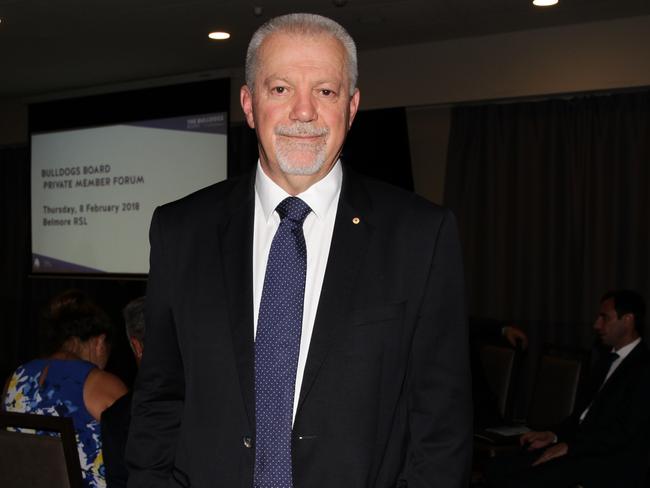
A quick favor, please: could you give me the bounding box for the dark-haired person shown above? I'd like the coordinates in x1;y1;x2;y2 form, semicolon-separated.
101;296;146;488
2;289;128;488
487;290;650;488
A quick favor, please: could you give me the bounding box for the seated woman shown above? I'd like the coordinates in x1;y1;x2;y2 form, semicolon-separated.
2;290;128;488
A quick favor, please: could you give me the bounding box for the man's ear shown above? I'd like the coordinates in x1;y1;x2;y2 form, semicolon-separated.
240;85;256;129
622;313;636;331
347;88;361;128
130;337;144;359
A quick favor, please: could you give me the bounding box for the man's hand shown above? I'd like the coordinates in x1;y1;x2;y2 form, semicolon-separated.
532;442;568;466
503;325;528;350
519;430;555;450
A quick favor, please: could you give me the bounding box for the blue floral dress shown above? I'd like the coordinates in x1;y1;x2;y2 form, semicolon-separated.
3;359;106;488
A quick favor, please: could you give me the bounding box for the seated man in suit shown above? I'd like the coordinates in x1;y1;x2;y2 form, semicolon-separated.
101;296;146;488
486;289;650;488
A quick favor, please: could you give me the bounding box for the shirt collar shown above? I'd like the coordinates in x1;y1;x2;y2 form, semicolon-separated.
254;160;342;222
613;337;641;359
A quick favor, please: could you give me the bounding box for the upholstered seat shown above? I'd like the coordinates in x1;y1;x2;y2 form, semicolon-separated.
0;411;82;488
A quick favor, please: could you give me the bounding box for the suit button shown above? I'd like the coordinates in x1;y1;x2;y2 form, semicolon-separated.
243;436;253;448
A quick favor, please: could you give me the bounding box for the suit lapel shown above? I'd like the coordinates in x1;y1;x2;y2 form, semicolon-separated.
598;342;645;397
297;169;375;413
583;342;647;425
219;171;256;429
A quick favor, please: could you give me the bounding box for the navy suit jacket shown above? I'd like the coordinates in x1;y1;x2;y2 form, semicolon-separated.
126;167;473;488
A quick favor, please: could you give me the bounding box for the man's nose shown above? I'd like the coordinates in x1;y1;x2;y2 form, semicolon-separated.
290;90;317;122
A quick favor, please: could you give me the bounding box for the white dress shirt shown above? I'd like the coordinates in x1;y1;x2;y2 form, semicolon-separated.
253;161;342;420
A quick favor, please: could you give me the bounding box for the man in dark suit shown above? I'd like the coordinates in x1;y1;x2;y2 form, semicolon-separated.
126;13;472;488
101;296;146;488
487;290;650;488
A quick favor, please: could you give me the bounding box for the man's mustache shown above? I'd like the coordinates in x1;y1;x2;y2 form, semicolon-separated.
275;123;329;137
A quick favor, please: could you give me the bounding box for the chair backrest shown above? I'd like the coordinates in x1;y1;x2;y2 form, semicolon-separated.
0;411;83;488
479;344;519;421
526;346;588;430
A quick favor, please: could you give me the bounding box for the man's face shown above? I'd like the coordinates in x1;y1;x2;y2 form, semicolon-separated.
593;298;628;349
240;31;360;193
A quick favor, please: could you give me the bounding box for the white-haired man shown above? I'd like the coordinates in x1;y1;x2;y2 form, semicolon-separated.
127;13;472;488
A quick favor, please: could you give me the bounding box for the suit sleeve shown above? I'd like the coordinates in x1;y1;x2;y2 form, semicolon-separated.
101;395;130;488
126;208;185;487
402;209;473;488
553;413;579;442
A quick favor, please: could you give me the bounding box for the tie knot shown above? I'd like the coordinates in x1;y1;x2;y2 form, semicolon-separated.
606;351;619;364
276;197;311;224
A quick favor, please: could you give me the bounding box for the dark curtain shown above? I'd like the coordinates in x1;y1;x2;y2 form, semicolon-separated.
343;107;414;191
445;91;650;349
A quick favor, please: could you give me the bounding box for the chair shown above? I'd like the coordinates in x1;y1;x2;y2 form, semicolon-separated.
479;343;519;421
526;346;589;430
0;411;83;488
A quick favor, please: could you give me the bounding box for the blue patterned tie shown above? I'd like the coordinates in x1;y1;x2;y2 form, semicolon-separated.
254;196;311;488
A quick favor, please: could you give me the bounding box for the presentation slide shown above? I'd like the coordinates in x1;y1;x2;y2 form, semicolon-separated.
31;112;227;275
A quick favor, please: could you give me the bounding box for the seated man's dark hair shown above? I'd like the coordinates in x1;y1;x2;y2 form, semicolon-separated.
601;289;646;336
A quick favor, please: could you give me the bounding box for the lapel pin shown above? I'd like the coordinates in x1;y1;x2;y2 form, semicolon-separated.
352;217;360;225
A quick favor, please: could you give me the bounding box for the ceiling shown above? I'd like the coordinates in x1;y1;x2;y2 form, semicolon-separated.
1;0;649;99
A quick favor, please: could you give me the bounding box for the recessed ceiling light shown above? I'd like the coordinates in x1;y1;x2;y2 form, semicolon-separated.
533;0;559;6
208;31;231;40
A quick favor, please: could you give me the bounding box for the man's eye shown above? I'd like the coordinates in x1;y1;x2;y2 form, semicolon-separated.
272;86;287;94
320;89;334;97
